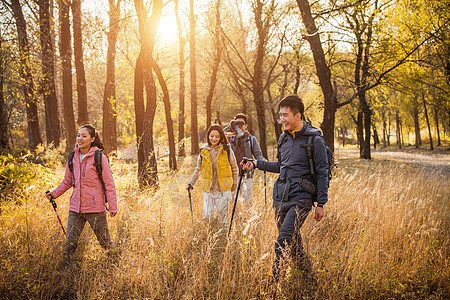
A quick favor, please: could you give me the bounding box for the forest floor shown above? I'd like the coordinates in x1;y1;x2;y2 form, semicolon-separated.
336;147;450;176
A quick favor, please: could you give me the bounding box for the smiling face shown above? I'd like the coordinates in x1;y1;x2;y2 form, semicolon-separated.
77;128;95;152
208;130;221;146
279;106;303;132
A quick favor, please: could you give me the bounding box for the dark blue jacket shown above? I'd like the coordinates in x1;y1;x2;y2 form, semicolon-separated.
256;122;329;206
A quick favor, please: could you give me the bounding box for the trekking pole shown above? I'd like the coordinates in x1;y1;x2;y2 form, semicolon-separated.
187;185;194;227
45;191;66;235
264;171;267;206
228;160;246;237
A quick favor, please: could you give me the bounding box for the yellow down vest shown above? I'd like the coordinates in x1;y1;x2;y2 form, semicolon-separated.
200;146;233;192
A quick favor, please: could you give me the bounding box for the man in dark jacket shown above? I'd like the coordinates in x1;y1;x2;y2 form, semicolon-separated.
243;95;328;279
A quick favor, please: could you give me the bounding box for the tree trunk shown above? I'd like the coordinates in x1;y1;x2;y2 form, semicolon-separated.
72;0;88;125
296;0;336;151
102;0;121;154
134;51;145;178
153;61;177;170
357;112;363;150
134;0;162;188
381;109;387;147
205;0;221;129
175;0;185;156
11;0;43;149
253;0;268;158
387;110;391;146
434;106;441;146
294;65;300;95
0;30;8;149
372;122;379;148
396;110;402;149
422;93;433;150
413;104;421;148
59;0;76;150
189;0;199;154
268;88;282;142
39;0;60;147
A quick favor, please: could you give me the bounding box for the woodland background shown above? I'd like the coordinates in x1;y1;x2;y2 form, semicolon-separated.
0;0;449;299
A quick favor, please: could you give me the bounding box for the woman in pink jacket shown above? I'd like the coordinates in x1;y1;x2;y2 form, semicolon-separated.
46;124;118;268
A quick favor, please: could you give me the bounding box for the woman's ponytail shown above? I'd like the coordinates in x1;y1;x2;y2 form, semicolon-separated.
93;132;104;151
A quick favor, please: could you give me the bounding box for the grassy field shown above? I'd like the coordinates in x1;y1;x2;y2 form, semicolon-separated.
0;149;449;299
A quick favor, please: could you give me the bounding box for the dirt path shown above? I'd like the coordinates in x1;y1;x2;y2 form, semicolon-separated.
336;148;450;176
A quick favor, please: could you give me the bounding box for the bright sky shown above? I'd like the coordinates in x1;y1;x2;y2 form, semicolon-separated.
81;0;200;46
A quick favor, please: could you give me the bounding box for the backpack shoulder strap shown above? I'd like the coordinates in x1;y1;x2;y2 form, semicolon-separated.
301;135;316;182
94;150;108;203
94;150;103;173
276;132;288;160
68;150;75;187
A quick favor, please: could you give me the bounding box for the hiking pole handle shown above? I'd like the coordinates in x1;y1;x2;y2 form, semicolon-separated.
46;190;57;209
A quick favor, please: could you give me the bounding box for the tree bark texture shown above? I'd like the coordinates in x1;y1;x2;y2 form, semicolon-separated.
296;0;336;152
356;111;363;150
134;52;145;174
422;93;433;150
0;28;9;149
189;0;199;154
413;103;421;148
205;0;222;129
153;61;177;170
134;0;162;188
39;0;60;147
59;0;76;149
396;110;402;149
72;0;88;125
102;0;121;154
381;109;387;147
434;106;441;146
175;0;185;156
253;0;269;159
11;0;43;149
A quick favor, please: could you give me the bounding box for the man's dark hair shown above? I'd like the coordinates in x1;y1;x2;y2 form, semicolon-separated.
278;95;304;116
234;113;248;124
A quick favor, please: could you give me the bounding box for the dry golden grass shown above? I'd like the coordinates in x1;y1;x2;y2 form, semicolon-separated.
0;151;449;299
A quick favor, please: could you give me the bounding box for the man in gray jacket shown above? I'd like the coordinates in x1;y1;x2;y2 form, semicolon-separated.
243;95;328;279
227;113;264;208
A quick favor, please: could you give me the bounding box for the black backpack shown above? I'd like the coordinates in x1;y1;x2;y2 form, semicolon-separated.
277;132;334;186
68;149;109;203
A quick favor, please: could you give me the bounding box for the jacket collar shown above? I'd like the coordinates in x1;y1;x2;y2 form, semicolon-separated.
74;144;100;157
285;121;309;139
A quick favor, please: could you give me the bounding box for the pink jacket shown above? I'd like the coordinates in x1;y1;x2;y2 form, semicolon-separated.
52;146;118;213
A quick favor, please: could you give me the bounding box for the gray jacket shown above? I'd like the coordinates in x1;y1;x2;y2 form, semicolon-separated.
230;133;264;178
256;122;329;206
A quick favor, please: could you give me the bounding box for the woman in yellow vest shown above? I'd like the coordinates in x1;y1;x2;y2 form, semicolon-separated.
186;124;239;223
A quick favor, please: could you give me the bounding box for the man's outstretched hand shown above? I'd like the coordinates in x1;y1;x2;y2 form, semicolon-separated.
241;159;255;171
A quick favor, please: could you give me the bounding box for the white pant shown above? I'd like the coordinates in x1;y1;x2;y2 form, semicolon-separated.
239;178;254;207
203;190;232;223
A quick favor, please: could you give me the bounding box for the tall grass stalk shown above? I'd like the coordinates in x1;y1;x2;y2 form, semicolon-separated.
0;153;448;299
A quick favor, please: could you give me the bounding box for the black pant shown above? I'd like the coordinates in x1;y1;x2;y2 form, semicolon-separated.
273;199;313;277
